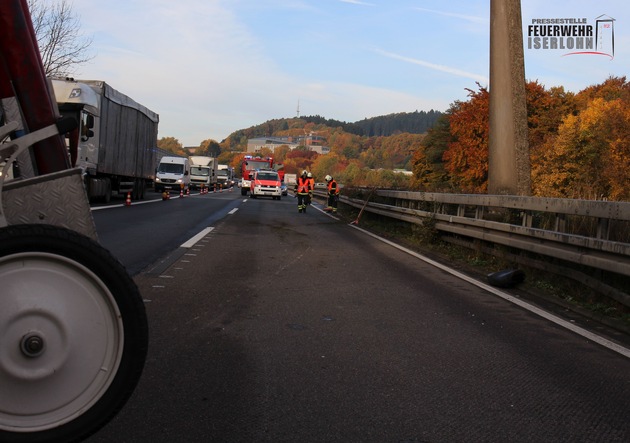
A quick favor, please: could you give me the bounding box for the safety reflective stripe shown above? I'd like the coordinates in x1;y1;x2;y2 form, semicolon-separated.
297;177;310;193
327;180;339;194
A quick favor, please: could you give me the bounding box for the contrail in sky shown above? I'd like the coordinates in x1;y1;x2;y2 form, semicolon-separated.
375;48;489;83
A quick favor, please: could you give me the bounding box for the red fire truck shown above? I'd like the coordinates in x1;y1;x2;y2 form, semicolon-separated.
240;155;284;196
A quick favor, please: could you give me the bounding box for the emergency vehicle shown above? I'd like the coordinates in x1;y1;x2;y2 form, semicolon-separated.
250;169;282;200
240;155;284;196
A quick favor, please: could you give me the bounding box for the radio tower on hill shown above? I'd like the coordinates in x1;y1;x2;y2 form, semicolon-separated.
296;99;300;118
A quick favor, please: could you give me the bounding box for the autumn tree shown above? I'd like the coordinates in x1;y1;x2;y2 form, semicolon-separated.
272;145;291;164
157;137;185;156
197;139;221;157
574;76;630;109
311;152;346;182
284;149;318;174
411;113;453;191
28;0;93;77
379;133;424;170
533;97;630;200
442;85;490;193
328;130;362;159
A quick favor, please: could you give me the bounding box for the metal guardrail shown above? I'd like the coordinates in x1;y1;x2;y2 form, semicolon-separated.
316;188;630;308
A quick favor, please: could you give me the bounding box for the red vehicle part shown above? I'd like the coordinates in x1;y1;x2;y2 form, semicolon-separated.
0;0;70;175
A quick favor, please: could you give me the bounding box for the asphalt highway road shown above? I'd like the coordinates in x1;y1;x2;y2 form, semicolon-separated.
86;190;630;442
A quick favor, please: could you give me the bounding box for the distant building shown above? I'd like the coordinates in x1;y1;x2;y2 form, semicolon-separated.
247;134;330;155
247;137;299;153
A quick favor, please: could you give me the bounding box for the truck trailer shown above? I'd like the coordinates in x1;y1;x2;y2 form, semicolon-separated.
51;78;159;202
189;155;218;190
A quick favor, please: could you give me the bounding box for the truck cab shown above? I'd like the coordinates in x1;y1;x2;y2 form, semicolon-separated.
189;156;217;190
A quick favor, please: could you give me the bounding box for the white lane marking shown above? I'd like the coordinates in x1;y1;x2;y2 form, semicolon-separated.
180;227;214;248
91;196;185;210
229;208;239;214
349;224;630;359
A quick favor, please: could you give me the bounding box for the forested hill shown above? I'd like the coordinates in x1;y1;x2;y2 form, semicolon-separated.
302;110;443;137
221;110;444;150
353;110;443;136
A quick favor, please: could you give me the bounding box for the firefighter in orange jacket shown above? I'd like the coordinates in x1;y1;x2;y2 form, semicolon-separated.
324;175;339;212
295;170;312;213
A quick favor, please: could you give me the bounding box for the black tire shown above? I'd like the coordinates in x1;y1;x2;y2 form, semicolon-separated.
139;180;146;200
103;179;112;204
0;224;148;443
241;188;247;196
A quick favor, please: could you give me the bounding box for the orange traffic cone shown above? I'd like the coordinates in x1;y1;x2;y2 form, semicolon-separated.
186;187;190;196
125;192;131;206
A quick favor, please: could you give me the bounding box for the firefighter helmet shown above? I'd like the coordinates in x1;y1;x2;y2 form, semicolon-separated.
325;175;332;182
302;170;308;176
307;172;312;178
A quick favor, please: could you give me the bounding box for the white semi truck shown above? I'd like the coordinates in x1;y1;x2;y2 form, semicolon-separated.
189;155;218;190
217;164;232;188
51;78;159;202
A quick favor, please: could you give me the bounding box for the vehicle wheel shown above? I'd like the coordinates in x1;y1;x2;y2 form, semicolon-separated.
0;224;148;443
103;179;112;204
241;188;247;196
139;181;146;200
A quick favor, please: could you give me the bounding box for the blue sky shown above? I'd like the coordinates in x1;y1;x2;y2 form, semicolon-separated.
70;0;629;147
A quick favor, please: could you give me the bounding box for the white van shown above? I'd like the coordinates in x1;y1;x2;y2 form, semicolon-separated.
154;156;190;193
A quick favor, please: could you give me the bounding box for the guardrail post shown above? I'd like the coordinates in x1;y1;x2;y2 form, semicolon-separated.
597;218;610;241
554;213;566;233
475;206;485;220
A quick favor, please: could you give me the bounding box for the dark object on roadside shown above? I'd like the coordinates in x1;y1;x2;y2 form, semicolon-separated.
487;269;525;288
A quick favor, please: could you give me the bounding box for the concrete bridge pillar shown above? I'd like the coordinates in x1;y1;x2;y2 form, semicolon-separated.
488;0;531;195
